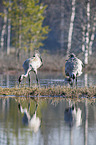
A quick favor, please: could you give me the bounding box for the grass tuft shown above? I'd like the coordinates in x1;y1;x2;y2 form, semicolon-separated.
0;86;96;98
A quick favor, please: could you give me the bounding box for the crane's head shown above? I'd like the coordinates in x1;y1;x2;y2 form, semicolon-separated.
34;50;41;58
69;53;75;58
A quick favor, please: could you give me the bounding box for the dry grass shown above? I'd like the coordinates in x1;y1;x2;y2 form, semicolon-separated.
0;86;96;98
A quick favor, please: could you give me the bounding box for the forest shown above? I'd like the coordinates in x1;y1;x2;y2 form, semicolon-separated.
0;2;96;144
0;0;96;72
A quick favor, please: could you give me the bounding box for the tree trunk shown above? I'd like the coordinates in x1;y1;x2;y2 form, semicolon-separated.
67;0;76;57
7;18;11;55
0;9;7;56
60;0;64;54
16;3;22;61
7;0;11;55
84;0;90;64
89;15;96;55
82;25;85;52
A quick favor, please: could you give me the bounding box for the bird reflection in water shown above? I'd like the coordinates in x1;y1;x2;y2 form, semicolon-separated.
18;100;41;133
64;103;82;145
64;104;82;127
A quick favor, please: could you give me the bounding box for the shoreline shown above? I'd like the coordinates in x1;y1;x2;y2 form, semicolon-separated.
0;86;96;98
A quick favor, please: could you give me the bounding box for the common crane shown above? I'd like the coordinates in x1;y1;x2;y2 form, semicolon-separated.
65;53;83;85
18;51;43;86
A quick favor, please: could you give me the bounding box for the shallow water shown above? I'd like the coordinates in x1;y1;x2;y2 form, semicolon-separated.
0;97;96;145
0;72;96;88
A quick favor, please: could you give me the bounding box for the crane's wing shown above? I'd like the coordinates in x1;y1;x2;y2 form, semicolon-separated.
65;59;75;76
23;59;30;74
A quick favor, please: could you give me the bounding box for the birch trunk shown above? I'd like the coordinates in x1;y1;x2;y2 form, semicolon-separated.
89;15;96;55
82;25;85;52
60;0;64;53
7;18;11;55
0;9;7;55
84;0;90;64
67;0;76;56
16;20;21;60
7;0;11;55
16;3;22;60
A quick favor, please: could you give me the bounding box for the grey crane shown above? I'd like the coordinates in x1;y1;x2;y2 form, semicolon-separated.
65;53;83;85
18;51;43;86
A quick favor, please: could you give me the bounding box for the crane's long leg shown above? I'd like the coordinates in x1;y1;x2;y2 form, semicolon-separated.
76;75;77;87
36;74;38;84
34;71;38;84
28;73;30;87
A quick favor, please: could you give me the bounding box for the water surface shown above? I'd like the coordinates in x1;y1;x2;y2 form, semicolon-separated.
0;72;96;88
0;97;96;145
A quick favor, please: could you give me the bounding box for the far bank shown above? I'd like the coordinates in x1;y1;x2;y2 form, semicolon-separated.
0;52;96;74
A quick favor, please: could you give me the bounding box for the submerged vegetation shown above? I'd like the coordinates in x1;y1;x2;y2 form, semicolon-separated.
0;86;96;98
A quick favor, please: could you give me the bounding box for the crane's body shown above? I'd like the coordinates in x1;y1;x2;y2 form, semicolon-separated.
65;53;83;84
18;51;43;86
